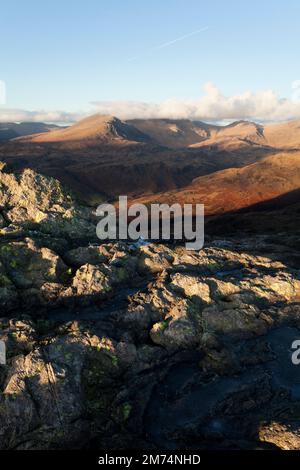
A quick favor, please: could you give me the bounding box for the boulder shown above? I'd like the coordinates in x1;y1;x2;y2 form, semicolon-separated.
170;273;211;304
201;305;268;338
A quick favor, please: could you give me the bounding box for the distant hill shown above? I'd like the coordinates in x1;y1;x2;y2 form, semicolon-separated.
127;118;300;151
127;118;213;148
18;114;152;147
127;119;266;149
0;122;61;141
263;120;300;148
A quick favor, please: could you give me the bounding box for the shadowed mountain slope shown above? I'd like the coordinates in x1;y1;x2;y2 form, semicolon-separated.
133;151;300;215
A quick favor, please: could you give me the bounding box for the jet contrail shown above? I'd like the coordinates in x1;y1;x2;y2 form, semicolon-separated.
153;26;209;51
128;26;209;61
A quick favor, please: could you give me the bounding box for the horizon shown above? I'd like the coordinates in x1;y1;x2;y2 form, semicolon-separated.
1;0;300;123
2;112;300;127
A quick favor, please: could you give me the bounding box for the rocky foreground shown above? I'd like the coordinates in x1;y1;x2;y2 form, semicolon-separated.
0;165;300;449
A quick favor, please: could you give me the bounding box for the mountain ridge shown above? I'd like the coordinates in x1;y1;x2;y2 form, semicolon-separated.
5;114;300;152
17;114;152;147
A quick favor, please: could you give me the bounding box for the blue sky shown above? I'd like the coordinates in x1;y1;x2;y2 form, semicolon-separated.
1;0;300;121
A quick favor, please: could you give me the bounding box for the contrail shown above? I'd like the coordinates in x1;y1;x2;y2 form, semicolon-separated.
153;26;209;51
128;26;209;61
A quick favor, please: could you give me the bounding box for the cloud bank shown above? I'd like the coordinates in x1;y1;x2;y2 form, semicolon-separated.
1;83;300;123
92;83;300;122
0;109;83;124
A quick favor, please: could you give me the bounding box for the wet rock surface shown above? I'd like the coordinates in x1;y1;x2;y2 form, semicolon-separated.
0;165;300;449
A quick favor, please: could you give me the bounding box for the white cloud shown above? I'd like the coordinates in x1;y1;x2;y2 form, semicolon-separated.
1;83;300;123
0;108;84;124
91;82;300;122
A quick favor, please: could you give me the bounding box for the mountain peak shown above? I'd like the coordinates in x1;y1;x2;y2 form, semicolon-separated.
72;113;119;127
17;113;151;146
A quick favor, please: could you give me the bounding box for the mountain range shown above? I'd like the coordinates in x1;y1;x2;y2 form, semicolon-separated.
0;113;299;225
7;114;300;151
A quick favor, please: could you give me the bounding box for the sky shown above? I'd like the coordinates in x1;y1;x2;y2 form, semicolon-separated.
1;0;300;122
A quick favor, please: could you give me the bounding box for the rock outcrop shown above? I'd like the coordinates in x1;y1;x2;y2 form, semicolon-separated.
0;164;300;450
